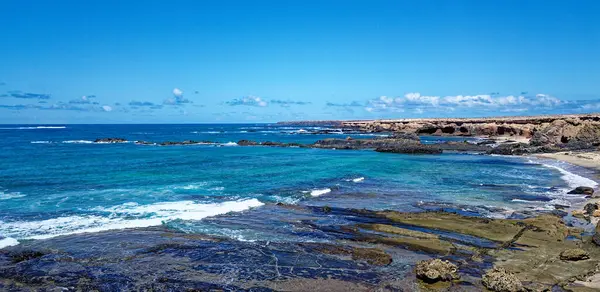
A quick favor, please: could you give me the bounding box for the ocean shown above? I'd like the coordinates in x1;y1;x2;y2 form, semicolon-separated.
0;124;598;248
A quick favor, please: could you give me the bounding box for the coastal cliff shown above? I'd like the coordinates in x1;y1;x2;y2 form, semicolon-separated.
281;114;600;143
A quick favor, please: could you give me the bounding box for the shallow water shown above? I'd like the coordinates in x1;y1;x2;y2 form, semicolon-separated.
0;124;597;247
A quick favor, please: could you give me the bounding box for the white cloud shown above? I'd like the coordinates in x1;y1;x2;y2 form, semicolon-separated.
227;96;268;107
102;105;112;112
173;88;183;97
164;88;191;105
364;92;565;113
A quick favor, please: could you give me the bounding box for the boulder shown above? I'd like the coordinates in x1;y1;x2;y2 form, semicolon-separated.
559;248;590;261
482;267;523;292
567;186;595;195
584;202;599;216
415;259;460;283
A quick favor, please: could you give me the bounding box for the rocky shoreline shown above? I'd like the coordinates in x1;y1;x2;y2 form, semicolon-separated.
4;115;600;291
2;202;600;291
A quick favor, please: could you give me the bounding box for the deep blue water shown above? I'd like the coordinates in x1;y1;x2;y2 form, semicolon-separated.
0;124;597;246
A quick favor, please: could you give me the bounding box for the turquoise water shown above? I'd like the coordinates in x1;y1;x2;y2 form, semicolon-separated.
0;124;597;246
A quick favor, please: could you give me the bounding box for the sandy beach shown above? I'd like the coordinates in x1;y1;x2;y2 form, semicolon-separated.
535;151;600;173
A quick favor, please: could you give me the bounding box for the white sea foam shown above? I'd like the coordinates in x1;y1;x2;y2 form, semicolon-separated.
178;182;208;190
511;199;544;203
352;177;365;183
221;142;238;146
0;191;25;200
541;163;598;189
0;237;19;249
62;140;94;144
1;199;264;240
0;126;66;130
310;188;332;197
31;140;52;144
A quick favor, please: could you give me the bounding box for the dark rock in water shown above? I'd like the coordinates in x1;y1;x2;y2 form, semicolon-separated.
559;248;589;261
135;140;155;145
583;202;599;216
486;143;561;155
237;139;259;146
9;250;46;263
567;186;595;195
302;243;392;266
261;141;285;146
415;259;460;283
477;139;498;145
311;137;421;150
390;132;420;141
481;267;523;292
375;145;442;154
94;137;127;143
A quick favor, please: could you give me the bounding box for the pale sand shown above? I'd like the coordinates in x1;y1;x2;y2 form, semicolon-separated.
534;151;600;172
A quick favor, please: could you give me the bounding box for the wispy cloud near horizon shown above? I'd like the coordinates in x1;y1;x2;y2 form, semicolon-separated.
226;96;268;107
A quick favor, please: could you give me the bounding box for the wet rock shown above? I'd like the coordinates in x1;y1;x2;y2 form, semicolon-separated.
584;202;599;216
481;267;523;292
94;137;127;143
299;243;392;266
568;186;595;195
390;132;420;141
261;141;285;146
375;145;442;154
559;248;589;261
486;143;561;155
135;140;155;145
237;139;258;146
9;250;45;263
415;259;460;283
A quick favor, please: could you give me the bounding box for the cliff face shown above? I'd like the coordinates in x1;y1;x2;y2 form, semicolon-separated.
340;114;600;145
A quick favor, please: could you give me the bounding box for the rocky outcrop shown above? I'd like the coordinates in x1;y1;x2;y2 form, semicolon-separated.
94;138;128;143
237;140;259;146
311;136;420;150
415;259;460;283
375;145;442;154
567;186;595;196
486;143;561;155
482;267;523;292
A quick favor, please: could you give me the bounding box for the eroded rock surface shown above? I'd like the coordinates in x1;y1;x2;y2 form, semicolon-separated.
482;267;523;292
415;259;460;283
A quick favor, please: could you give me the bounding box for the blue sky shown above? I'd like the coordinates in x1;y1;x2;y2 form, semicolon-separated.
0;0;599;123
